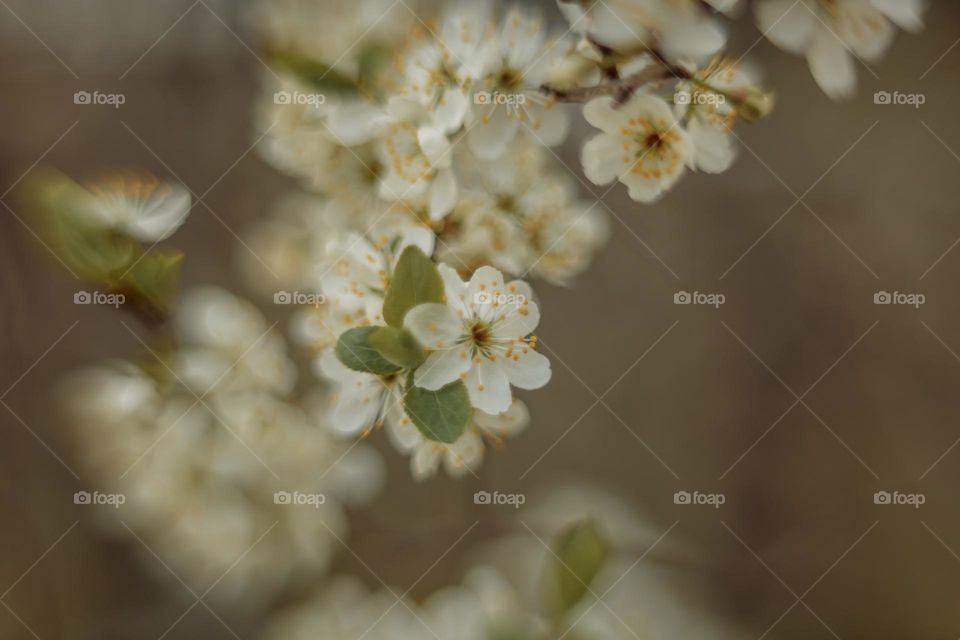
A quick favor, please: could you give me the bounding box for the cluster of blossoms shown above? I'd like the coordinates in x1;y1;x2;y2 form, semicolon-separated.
64;286;383;606
247;0;776;478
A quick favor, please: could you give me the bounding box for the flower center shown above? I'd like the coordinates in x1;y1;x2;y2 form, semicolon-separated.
471;321;492;347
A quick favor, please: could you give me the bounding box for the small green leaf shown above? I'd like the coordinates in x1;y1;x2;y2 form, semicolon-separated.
543;520;609;619
404;379;472;443
335;327;402;375
269;49;360;95
382;246;444;328
369;326;426;370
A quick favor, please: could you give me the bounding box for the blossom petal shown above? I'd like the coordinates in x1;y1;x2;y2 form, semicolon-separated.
467;266;507;313
583;96;631;132
327;102;386;145
331;379;382;437
474;399;530;438
443;429;484;477
755;0;816;54
414;347;472;391
807;31;857;100
412;442;442;481
688;119;737;174
428;168;458;221
468;107;520;160
502;347;551;390
405;303;462;349
464;358;512;414
582;133;629;186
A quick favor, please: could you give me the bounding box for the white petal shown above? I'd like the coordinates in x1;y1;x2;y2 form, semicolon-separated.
414;348;472;391
582;134;629;186
417;126;451;167
412;443;442;481
331;381;382;436
660;15;726;62
405;303;462;349
501;347;551;390
464;359;512;414
474;399;530;438
126;185;191;241
443;430;484;477
755;0;817;54
327;102;386;145
526;104;569;147
807;30;857;100
582;96;631;132
434;87;470;134
872;0;924;32
494;294;540;338
689;119;737;174
467;266;507;313
428;168;458;221
468;107;519;160
438;263;470;315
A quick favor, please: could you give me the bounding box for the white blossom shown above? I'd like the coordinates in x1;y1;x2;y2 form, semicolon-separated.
755;0;925;99
405;265;550;414
80;172;191;242
582;94;694;203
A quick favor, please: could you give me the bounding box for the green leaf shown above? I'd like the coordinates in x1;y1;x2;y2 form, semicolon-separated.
404;379;472;443
119;249;184;308
382;246;444;328
543;520;609;619
335;327;402;375
369;326;426;370
269;49;360;95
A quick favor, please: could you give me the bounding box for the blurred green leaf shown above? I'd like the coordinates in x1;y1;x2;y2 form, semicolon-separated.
336;326;402;375
404;379;472;443
383;246;444;328
269;49;360;95
543;520;609;619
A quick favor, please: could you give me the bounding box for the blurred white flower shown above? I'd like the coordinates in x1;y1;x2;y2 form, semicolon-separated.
81;172;191;242
64;287;384;607
558;0;727;63
405;265;550;414
582;94;694;203
755;0;925;99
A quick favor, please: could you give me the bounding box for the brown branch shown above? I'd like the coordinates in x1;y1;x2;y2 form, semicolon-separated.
541;62;690;105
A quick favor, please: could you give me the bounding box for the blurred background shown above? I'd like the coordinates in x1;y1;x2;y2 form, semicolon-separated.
2;0;960;638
